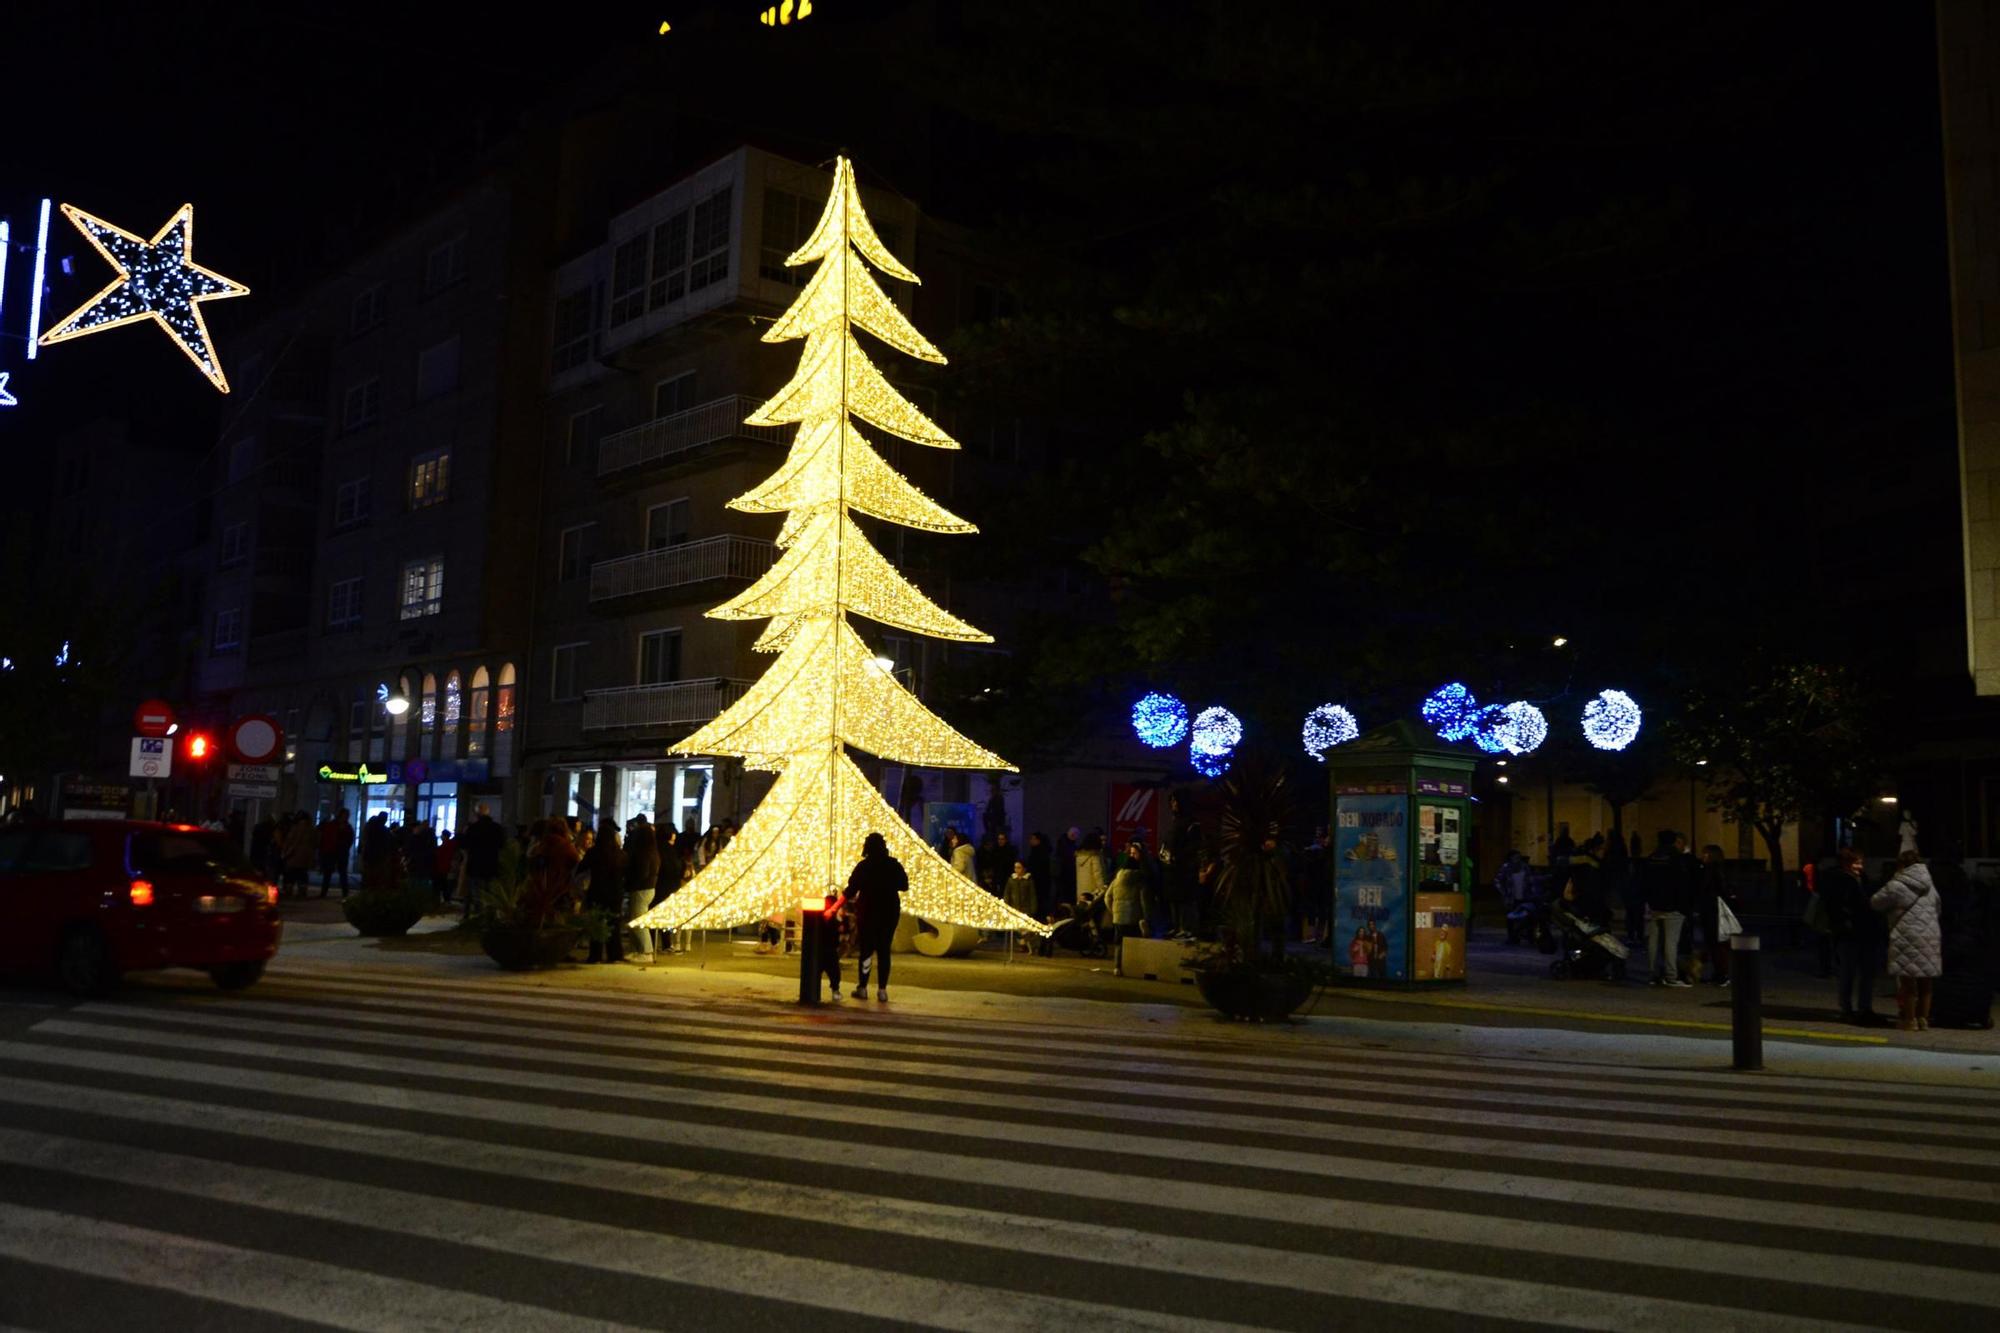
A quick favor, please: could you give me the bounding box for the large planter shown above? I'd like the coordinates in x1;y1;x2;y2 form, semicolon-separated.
342;890;427;938
1196;964;1317;1022
481;925;582;971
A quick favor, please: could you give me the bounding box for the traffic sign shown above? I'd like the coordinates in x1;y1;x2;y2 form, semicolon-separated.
129;736;173;778
133;699;176;739
227;763;281;784
227;714;284;764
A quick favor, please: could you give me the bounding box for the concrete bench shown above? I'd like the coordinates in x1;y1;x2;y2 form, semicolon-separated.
1120;936;1198;982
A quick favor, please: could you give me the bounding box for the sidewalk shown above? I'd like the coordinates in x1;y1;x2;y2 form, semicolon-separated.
269;899;2000;1087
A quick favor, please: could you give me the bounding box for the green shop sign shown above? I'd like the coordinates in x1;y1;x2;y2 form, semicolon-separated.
318;764;386;784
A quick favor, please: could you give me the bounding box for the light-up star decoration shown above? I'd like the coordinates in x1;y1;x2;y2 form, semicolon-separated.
0;373;15;408
38;203;247;392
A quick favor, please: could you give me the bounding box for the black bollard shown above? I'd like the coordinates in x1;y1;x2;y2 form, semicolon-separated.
798;901;825;1005
1730;934;1761;1071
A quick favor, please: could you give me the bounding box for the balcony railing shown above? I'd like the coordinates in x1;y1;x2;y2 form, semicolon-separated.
595;395;790;478
582;677;755;733
588;534;775;603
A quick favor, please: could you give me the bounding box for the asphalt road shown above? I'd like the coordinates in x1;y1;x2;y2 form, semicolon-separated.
0;959;1997;1330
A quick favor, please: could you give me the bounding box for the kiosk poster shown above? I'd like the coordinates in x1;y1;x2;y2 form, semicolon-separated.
1335;793;1406;979
1413;891;1468;980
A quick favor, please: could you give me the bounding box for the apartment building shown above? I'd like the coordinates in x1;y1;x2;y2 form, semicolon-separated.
526;146;1033;836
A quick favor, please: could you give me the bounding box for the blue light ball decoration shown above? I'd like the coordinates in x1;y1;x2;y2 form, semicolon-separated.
1469;704;1510;754
1189;705;1243;778
1581;689;1643;751
1421;682;1480;742
1485;701;1549;756
1302;703;1359;761
1131;691;1191;749
1191;748;1233;779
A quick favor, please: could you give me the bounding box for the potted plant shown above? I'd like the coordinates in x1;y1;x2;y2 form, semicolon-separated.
473;835;583;970
340;875;432;937
1192;757;1326;1021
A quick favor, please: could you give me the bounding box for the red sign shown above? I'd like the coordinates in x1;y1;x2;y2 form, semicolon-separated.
133;699;176;738
227;714;284;764
1109;783;1162;853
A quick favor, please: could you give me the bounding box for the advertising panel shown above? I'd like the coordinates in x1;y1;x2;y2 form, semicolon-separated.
1335;793;1406;979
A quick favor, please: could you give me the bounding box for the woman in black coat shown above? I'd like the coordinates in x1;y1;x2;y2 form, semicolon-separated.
582;817;627;964
844;831;907;1000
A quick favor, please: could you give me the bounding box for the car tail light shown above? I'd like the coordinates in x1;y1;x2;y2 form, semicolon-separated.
128;880;155;907
264;884;281;906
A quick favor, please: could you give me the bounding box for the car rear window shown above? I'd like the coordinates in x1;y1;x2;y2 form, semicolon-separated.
0;831;95;873
130;831;252;877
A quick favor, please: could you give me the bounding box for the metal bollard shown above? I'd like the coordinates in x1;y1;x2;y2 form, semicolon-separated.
1730;934;1761;1071
798;901;825;1005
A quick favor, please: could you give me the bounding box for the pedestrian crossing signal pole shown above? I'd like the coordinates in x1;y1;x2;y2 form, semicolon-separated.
799;898;826;1005
1730;935;1762;1071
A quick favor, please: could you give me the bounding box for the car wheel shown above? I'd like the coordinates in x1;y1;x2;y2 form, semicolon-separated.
208;961;266;992
57;928;118;997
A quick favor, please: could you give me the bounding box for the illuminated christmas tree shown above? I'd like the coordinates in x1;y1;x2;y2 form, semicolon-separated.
634;158;1046;937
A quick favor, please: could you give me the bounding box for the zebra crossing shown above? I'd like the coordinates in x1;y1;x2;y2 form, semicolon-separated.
0;962;1996;1330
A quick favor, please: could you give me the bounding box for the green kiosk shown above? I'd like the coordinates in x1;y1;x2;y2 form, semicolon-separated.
1323;721;1474;985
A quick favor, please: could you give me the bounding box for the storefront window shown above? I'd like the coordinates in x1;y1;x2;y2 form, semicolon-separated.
621;767;658;827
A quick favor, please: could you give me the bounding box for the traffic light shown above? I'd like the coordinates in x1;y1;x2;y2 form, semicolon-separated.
184;732;215;764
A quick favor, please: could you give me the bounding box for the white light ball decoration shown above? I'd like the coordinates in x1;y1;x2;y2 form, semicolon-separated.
1581;689;1643;751
1302;703;1359;761
1421;682;1480;742
1190;705;1243;759
1131;691;1191;749
1493;701;1549;756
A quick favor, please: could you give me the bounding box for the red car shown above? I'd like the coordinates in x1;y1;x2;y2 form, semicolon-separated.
0;820;282;995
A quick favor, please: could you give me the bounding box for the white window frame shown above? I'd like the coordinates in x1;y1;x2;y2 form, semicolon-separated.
565;405;603;465
211;607;243;653
557;523;593;582
550;642;587;702
415;334;461;400
637;627;683;686
608;234;649;326
333;475;372;529
217;521;247;568
327;576;364;629
408;449;451;509
424;233;467;294
341;377;381;433
551;287;596;372
688;186;732;292
646;498;691;551
399;556;444;620
349;283;383;334
648;210;690;309
652;371;697;420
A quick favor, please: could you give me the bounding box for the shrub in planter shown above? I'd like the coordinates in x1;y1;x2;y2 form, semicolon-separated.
471;832;585;971
342;877;432;937
1191;756;1327;1022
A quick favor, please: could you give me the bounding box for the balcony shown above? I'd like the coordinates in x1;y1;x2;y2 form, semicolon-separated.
595;395;789;479
581;676;755;733
588;534;775;605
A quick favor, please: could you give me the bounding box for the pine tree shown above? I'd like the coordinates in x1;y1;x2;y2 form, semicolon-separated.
635;158;1045;936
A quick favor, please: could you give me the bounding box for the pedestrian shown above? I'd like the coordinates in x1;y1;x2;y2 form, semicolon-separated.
583;816;627;964
1165;794;1202;941
1025;831;1053;919
1695;844;1741;985
460;802;506;921
813;889;844;996
281;812;315;899
986;830;1015;894
1822;847;1884;1025
948;828;977;881
1639;829;1694;987
318;808;354;898
1004;859;1038;919
625;813;660;961
1871;849;1943;1031
1055;827;1079;908
250;814;277;880
1933;849;1996;1029
407;819;437;894
1565;834;1606;922
432;830;458;905
975;832;1000;891
845;830;907;1001
1104;842;1146;972
1076;829;1108;907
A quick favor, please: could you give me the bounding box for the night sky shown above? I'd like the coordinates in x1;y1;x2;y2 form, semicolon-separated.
0;1;1966;706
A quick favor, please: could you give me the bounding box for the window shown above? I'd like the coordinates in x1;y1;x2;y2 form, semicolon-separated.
4;831;94;873
495;663;516;732
212;607;243;653
334;476;372;529
420;674;437;732
557;525;592;581
400;557;444;619
416;335;461;400
760;187;814;285
327;576;363;629
638;629;682;686
350;284;383;334
649;212;689;308
443;670;463;726
565;406;603;465
424;233;467;295
551;287;595;373
646;498;691;550
408;450;451;509
467;665;490;756
609;234;649;326
218;521;247;568
341;378;381;433
226;435;256;483
689;187;731;292
550;643;584;701
652;371;697;419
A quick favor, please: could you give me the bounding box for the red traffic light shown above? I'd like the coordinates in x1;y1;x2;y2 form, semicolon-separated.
184;732;215;762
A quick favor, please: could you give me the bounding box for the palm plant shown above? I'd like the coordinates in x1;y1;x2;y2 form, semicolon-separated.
1210;756;1296;965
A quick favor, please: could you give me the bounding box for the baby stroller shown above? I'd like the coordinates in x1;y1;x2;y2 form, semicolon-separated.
1547;902;1629;981
1048;891;1110;958
1496;859;1549;948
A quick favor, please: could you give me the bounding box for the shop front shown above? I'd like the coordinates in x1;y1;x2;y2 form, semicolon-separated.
548;759;719;836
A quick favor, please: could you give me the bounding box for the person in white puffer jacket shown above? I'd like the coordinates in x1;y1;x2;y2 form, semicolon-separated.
1870;850;1943;1031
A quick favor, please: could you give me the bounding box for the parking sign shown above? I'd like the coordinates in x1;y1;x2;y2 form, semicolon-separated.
129;736;173;778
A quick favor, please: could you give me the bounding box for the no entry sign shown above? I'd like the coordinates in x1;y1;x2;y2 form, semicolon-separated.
227;714;284;765
133;699;176;739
